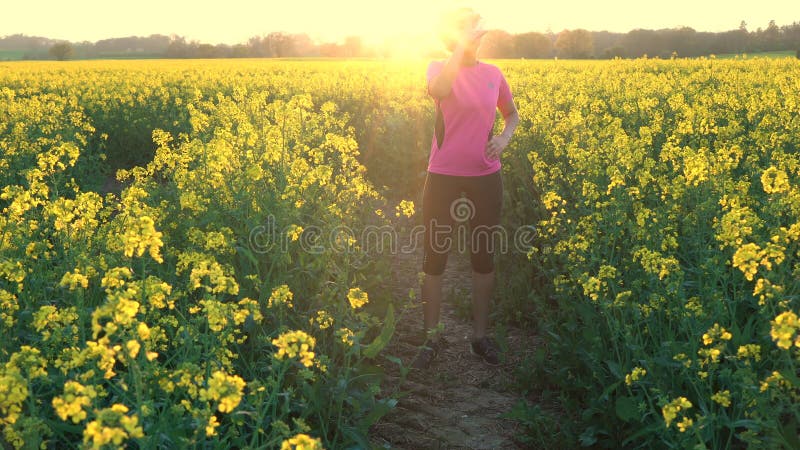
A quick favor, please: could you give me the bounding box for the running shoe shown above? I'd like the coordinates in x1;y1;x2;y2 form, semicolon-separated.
410;338;445;370
470;336;501;366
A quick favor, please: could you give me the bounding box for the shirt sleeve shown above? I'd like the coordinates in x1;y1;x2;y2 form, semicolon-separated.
426;61;443;97
497;71;513;110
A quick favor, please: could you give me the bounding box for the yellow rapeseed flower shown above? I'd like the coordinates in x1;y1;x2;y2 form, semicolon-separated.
59;268;89;290
347;287;368;309
662;396;692;428
52;381;98;423
683;152;709;186
395;200;415;218
676;416;693;433
770;311;800;350
761;166;790;194
336;327;355;346
701;323;732;346
280;433;324;450
732;243;761;281
126;340;141;359
736;344;761;362
206;415;220;437
309;309;333;329
82;404;143;449
625;367;647;386
711;390;731;407
286;224;304;242
268;284;294;308
272;330;316;367
121;215;164;263
101;267;132;291
199;370;247;413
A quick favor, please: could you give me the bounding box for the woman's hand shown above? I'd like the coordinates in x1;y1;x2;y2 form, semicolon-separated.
485;134;510;161
459;28;487;47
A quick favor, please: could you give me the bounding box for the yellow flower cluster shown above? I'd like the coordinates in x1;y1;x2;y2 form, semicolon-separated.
205;415;220;437
736;344;761;362
753;278;783;306
760;370;791;392
177;251;239;295
100;267;132;291
0;289;18;328
632;247;678;281
662;396;692;429
199;298;262;341
0;347;46;430
309;309;333;329
280;433;324;450
683;151;709;186
336;327;355;346
199;370;247;413
716;205;755;249
52;381;98;423
769;311;800;350
46;192;103;236
347;287;368;309
761;166;790;194
395;199;415;218
541;191;564;210
702;323;732;346
269;284;294;308
121;215;164;263
711;390;731;407
286;224;304;242
272;330;316;367
625;366;647;386
82;404;144;449
59;267;91;291
732;242;785;281
676;416;693;433
581;275;602;301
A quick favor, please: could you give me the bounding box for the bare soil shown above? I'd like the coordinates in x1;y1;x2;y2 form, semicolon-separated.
369;236;541;450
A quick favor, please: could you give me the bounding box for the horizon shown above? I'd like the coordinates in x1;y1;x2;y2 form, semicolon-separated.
3;0;798;49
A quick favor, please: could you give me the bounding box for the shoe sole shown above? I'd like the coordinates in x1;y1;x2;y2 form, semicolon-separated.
469;344;501;366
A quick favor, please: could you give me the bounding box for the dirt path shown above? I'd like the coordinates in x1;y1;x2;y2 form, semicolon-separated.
369;235;540;450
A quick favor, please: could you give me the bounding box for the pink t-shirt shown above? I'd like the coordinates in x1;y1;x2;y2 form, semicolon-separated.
426;60;513;176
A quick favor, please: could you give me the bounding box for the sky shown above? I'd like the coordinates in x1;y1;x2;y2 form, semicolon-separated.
3;0;798;46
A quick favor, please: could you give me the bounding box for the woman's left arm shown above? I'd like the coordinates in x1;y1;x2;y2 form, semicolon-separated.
486;99;519;161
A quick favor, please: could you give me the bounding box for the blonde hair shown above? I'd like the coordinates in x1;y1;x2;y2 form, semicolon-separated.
438;8;482;52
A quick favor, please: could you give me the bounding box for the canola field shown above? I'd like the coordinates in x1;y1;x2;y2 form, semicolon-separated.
1;57;800;449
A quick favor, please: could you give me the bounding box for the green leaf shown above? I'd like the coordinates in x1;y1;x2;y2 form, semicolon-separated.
605;360;622;378
780;369;800;387
235;245;258;267
615;395;639;422
362;304;395;359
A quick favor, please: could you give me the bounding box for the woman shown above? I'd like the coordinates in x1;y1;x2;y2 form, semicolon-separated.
411;8;519;369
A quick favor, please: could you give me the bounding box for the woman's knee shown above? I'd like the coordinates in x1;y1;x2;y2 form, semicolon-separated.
470;251;494;274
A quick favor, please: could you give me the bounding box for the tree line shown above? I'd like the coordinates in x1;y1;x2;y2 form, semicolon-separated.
483;20;800;59
1;19;799;61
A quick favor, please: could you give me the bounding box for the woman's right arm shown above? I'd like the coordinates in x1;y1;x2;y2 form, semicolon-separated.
427;28;485;99
427;44;466;99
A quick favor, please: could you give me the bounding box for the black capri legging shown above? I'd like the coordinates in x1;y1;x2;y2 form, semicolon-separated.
421;169;503;276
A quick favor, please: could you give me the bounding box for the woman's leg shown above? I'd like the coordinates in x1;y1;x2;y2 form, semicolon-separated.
420;171;461;340
421;273;443;335
471;270;494;340
464;170;504;341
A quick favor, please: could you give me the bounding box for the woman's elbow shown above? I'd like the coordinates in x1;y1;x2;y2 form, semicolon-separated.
504;110;519;123
428;82;451;99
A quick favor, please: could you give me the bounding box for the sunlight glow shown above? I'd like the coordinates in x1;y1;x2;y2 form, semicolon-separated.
2;0;797;57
